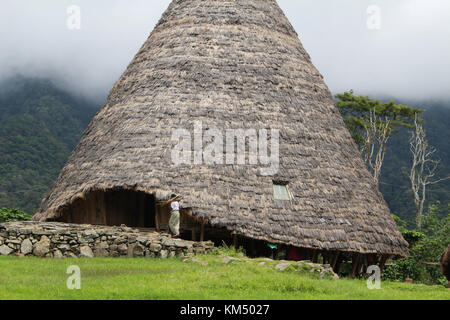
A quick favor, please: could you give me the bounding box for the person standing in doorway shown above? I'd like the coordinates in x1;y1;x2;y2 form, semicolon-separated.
169;194;180;238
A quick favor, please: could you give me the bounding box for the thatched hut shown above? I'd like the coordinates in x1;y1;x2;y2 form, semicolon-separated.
34;0;409;267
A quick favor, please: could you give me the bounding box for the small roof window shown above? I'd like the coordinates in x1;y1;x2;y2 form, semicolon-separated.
273;182;292;201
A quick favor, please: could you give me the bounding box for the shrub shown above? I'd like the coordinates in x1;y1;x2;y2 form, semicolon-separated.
0;208;32;223
383;205;449;285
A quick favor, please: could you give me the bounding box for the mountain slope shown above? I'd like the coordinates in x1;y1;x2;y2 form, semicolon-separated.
0;76;98;213
380;102;450;227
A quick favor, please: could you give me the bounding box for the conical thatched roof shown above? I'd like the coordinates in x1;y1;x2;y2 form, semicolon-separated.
34;0;409;257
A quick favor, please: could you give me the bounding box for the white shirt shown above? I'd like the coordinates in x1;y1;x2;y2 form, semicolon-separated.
171;201;180;211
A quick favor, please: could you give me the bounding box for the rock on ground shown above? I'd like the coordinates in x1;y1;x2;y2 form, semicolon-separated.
275;263;292;271
33;236;50;257
79;246;94;258
0;245;13;256
20;239;33;255
222;256;241;265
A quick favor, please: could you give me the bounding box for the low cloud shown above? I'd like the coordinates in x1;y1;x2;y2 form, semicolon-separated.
1;0;449;102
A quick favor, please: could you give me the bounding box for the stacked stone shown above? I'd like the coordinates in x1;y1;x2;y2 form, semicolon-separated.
0;222;213;259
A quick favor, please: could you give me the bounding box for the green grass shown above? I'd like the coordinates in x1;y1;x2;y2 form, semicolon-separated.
0;250;449;300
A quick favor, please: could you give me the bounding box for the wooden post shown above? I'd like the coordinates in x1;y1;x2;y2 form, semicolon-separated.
331;252;340;269
200;221;205;242
233;233;238;249
274;244;281;260
251;239;257;257
137;192;145;227
191;229;197;241
373;254;380;266
379;255;392;272
323;251;330;265
333;253;343;274
312;250;318;263
358;255;365;275
98;191;107;225
351;253;361;278
155;205;161;232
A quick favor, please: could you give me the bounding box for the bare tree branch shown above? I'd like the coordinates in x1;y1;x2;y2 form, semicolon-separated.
361;109;391;187
409;114;446;229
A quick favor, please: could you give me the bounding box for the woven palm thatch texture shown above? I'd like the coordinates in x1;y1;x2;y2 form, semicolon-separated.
34;0;409;257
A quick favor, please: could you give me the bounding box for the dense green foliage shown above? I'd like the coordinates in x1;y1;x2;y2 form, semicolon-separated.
336;92;449;227
383;202;449;285
336;91;421;148
380;102;450;227
0;76;97;213
337;93;449;285
0;207;31;223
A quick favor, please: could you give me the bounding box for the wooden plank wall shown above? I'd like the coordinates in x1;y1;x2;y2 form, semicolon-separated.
61;190;156;228
59;190;204;236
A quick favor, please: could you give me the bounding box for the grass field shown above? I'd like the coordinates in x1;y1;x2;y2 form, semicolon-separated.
0;250;449;300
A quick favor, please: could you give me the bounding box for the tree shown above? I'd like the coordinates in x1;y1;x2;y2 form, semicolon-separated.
409;115;450;229
384;203;450;285
360;109;391;186
336;91;421;187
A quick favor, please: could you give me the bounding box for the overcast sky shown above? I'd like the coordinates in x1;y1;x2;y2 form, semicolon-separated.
1;0;449;102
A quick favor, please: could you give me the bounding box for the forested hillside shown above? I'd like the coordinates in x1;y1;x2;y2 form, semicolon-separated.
0;76;98;213
380;102;450;227
0;76;448;227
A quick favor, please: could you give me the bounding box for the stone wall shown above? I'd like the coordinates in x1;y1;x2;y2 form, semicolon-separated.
0;222;213;258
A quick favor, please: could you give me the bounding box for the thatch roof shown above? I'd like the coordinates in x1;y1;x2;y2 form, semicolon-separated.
34;0;409;257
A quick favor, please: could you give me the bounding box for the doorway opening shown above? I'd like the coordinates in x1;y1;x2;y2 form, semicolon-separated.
59;189;156;228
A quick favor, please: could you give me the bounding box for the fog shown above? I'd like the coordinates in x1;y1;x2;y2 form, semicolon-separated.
1;0;449;102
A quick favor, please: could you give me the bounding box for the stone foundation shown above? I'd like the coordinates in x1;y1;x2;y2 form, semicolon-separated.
0;222;214;258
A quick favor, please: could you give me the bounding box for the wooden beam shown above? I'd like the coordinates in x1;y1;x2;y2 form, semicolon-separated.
155;205;160;232
312;250;318;263
379;254;392;272
250;239;256;257
351;253;361;278
333;253;343;274
421;262;440;266
137;192;143;227
200;221;205;242
325;251;333;265
321;252;327;264
221;240;229;249
331;252;340;269
358;255;365;274
274;244;281;260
